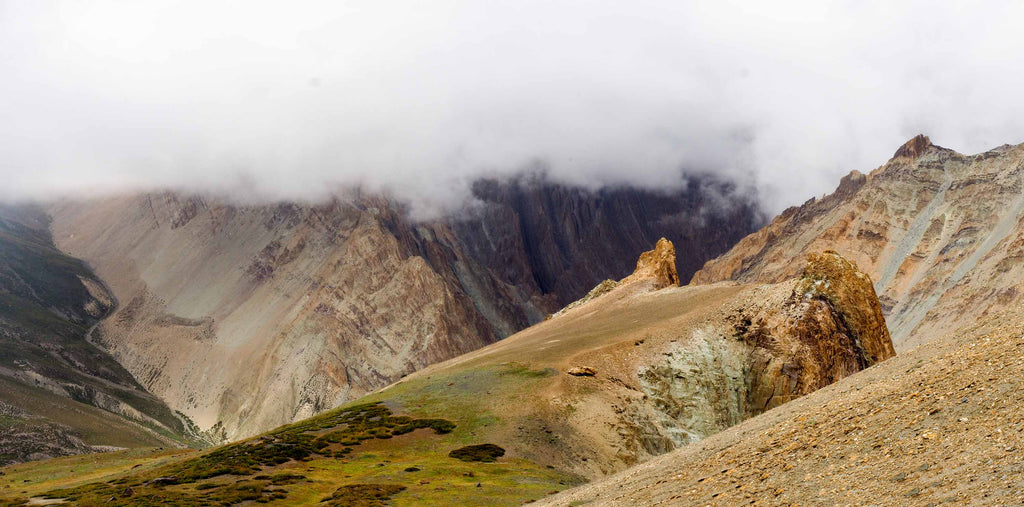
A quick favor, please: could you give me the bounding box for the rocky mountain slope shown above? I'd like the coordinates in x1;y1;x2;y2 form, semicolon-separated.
0;241;894;505
44;176;762;441
0;205;192;465
693;135;1024;350
542;302;1024;506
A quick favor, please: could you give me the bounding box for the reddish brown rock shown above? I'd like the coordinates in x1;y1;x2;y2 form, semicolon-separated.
737;251;896;413
892;133;933;159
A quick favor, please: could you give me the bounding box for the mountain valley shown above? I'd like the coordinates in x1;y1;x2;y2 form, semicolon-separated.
0;238;893;505
2;137;1024;506
42;175;760;443
0;205;198;465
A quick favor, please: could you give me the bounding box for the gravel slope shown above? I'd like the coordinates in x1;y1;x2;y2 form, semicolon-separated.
541;308;1024;506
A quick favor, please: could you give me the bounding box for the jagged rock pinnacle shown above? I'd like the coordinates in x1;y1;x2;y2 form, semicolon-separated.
623;237;680;289
547;238;680;318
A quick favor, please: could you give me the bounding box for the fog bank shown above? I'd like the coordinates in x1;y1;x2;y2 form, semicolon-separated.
3;1;1024;216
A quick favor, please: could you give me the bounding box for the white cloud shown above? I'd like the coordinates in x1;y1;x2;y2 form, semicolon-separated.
2;1;1024;214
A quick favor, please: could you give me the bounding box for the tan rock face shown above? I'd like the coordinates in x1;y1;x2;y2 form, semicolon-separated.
692;136;1024;350
621;238;680;289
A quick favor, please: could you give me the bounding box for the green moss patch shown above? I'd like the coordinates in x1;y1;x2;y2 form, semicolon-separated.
449;444;506;462
321;484;406;506
37;403;453;505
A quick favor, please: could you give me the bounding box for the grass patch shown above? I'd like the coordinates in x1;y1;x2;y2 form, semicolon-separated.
449;444;506;463
321;484;406;506
33;403;454;505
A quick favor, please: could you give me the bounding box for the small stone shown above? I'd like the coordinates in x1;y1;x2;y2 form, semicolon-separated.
567;366;597;377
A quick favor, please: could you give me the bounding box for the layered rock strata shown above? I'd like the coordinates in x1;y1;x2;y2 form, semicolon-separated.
693;135;1024;349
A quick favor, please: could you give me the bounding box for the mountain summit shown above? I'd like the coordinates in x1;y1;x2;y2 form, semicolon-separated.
892;133;934;159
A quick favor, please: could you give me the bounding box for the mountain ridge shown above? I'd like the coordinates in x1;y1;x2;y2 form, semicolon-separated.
692;135;1024;350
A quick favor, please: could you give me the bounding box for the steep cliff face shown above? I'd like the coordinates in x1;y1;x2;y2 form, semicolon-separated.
453;176;761;309
46;175;761;440
692;135;1024;350
0;205;189;464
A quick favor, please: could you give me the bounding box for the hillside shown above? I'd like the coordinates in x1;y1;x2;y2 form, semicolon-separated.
534;135;1024;505
0;241;893;506
541;304;1024;506
44;176;761;441
0;205;192;465
693;135;1024;350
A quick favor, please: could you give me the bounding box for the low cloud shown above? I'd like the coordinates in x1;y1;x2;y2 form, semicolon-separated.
3;1;1024;216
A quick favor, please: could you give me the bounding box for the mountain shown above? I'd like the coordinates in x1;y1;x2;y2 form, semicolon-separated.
0;205;193;465
0;240;893;505
44;175;763;441
693;135;1024;350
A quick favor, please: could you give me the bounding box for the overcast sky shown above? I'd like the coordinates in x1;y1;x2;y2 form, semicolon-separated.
3;1;1024;216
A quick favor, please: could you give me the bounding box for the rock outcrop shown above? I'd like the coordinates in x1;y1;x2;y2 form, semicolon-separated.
892;133;933;159
621;238;680;288
552;238;681;317
544;301;1024;507
639;251;894;447
45;175;762;440
692;135;1024;350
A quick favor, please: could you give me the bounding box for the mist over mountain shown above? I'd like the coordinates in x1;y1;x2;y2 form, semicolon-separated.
4;2;1024;216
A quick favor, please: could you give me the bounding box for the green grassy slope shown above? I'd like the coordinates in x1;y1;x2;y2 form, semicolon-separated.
0;283;738;505
0;401;578;506
0;204;195;463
